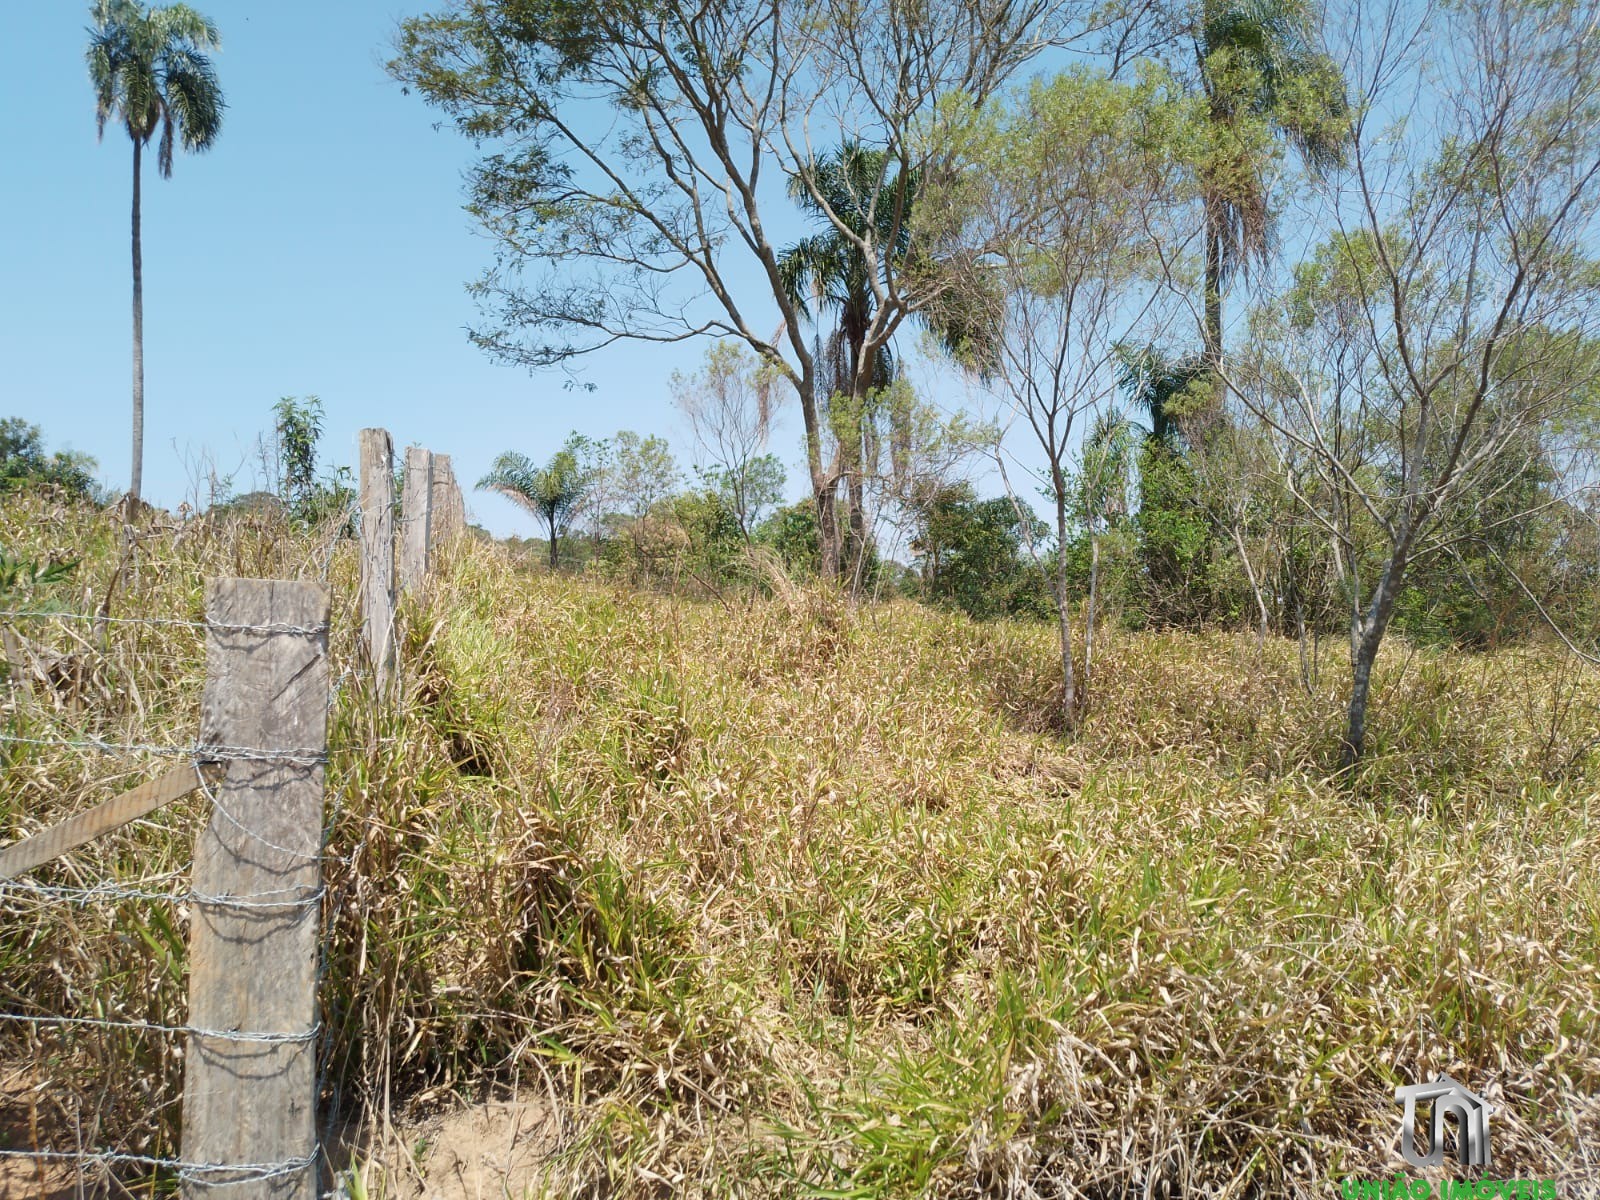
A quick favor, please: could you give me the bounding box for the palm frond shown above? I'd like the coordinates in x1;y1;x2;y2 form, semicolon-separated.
86;0;224;168
156;3;221;50
162;52;224;155
1114;342;1208;445
1198;0;1350;279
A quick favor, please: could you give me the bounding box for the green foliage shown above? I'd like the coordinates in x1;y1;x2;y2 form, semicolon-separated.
87;0;225;174
1133;441;1216;627
265;396;354;528
757;501;822;578
913;484;1049;622
274;395;321;507
0;548;78;608
671;488;746;582
699;456;784;537
605;431;680;520
0;419;98;500
1188;0;1349;280
670;343;786;540
479;433;606;569
1114;346;1210;448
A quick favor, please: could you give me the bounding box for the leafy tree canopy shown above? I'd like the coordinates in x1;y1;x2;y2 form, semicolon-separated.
0;419;98;501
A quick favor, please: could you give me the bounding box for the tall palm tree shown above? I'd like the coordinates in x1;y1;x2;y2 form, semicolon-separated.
1191;0;1346;384
777;143;910;576
778;142;993;582
87;0;224;505
477;437;602;570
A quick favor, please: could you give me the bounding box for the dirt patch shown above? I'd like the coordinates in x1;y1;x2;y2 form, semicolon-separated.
350;1099;561;1200
1;1065;559;1200
0;1065;88;1200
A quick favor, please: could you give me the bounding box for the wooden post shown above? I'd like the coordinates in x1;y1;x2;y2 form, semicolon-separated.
180;579;330;1200
399;446;434;597
358;428;396;692
430;453;465;549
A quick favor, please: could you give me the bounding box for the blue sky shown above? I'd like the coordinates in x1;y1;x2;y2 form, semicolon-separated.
3;1;776;537
0;3;1186;542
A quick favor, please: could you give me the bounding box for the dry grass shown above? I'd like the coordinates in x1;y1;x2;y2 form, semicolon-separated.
2;493;1598;1198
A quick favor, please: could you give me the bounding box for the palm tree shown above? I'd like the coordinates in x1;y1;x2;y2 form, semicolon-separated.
1191;0;1346;384
777;143;993;583
477;436;602;570
1115;343;1208;447
87;0;224;506
1117;343;1213;624
777;143;909;576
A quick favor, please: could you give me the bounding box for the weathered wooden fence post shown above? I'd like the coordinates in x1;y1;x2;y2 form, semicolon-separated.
399;446;434;597
429;453;465;550
358;428;396;693
180;579;330;1199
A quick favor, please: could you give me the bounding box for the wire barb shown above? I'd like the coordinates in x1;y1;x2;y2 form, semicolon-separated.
0;608;329;637
0;1147;317;1185
1;1012;322;1045
0;733;328;766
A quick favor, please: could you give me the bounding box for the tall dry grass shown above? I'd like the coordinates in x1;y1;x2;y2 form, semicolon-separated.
2;493;1598;1197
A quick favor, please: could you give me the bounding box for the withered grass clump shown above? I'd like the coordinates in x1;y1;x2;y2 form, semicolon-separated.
2;493;1598;1197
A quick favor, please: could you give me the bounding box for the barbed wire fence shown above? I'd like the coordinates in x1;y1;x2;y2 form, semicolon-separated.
0;429;464;1198
0;589;334;1198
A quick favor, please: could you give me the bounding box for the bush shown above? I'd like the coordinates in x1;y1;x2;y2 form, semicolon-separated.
0;418;97;501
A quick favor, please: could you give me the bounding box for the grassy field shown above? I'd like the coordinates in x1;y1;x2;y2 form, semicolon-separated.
2;493;1598;1197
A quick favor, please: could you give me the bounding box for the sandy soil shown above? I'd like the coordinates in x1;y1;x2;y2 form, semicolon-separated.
0;1065;88;1200
344;1098;561;1200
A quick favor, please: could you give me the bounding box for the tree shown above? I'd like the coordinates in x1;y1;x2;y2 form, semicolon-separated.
777;143;987;582
1232;0;1600;764
266;396;355;527
671;343;786;543
1183;0;1347;391
87;0;224;505
390;0;1063;581
602;431;680;523
0;419;98;500
1074;408;1140;669
598;430;682;575
913;483;1047;621
478;434;605;569
273;396;323;513
964;68;1195;730
1115;344;1219;624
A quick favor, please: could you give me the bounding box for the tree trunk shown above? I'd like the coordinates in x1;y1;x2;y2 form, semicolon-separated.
1203;228;1222;366
1056;573;1078;734
813;479;840;580
1341;542;1413;767
795;372;842;581
842;333;870;592
130;137;145;505
845;466;869;592
1054;488;1077;733
1084;533;1100;690
548;513;559;571
1231;523;1270;644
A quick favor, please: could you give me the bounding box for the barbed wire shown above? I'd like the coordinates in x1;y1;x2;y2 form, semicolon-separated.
0;1147;316;1186
195;765;330;862
1;1012;322;1045
0;733;329;766
0;875;327;911
0;609;329;636
3;595;376;1186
